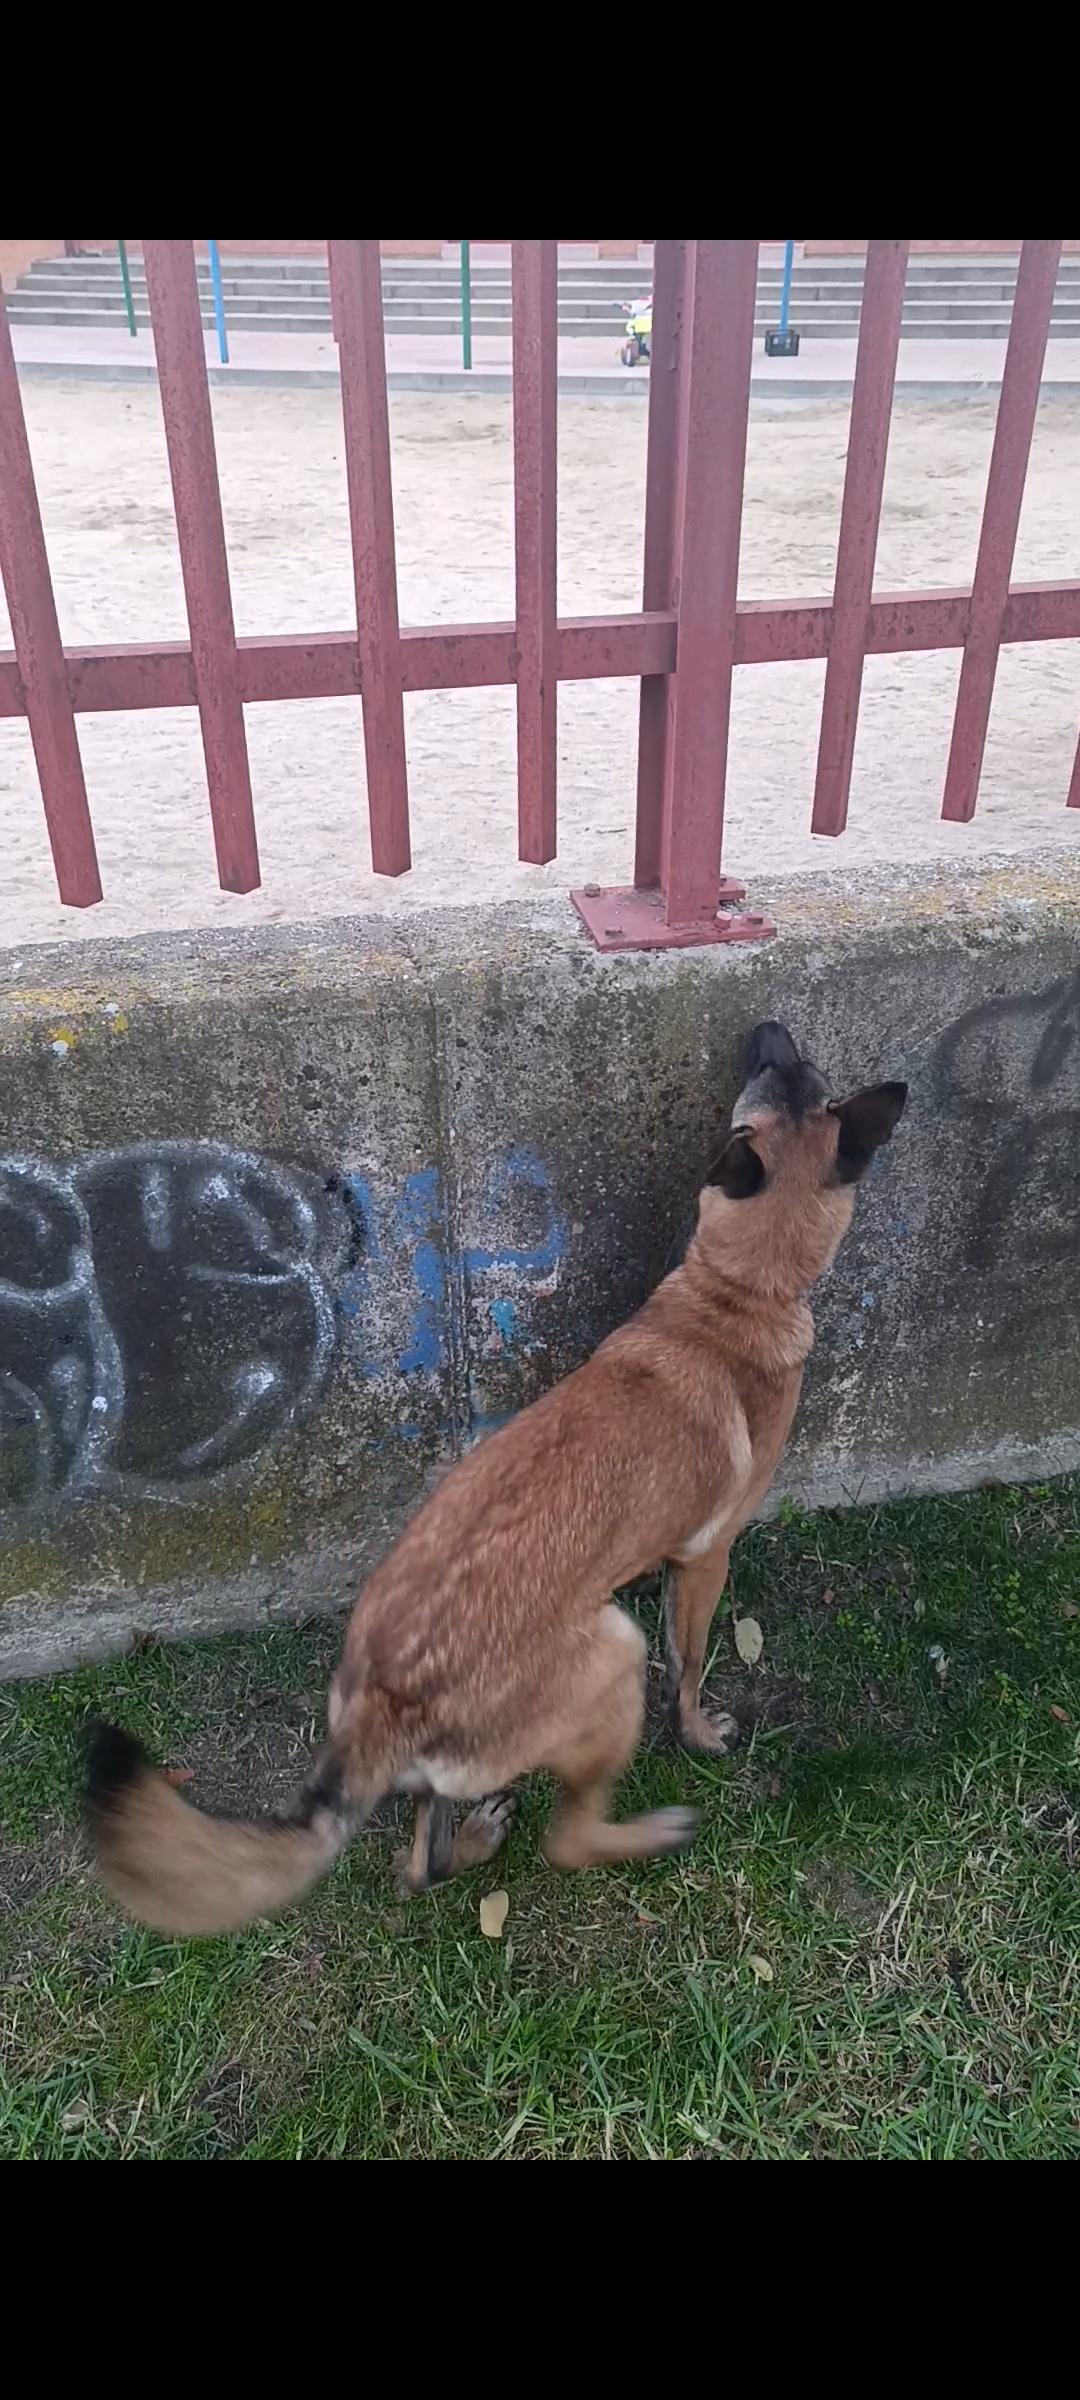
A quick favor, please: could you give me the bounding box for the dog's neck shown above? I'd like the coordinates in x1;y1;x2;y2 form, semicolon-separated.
686;1181;851;1308
677;1238;814;1373
674;1189;848;1376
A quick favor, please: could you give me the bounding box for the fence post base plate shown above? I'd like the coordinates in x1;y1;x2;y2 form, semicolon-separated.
570;882;776;953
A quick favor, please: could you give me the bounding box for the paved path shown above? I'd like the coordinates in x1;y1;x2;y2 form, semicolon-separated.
13;321;1080;396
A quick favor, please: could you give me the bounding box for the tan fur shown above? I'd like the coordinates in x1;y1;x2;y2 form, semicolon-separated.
90;1771;349;1937
86;1034;905;1936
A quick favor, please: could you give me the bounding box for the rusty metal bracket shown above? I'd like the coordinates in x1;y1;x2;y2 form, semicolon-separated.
570;880;776;953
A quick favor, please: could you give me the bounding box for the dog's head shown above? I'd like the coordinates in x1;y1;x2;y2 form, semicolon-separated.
698;1021;907;1290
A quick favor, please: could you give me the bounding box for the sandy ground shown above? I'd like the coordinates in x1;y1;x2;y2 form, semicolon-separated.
2;382;1080;947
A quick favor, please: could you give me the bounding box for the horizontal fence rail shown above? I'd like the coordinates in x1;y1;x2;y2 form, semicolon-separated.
0;238;1075;949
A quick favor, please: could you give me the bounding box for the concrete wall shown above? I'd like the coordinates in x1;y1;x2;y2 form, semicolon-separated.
71;241;448;260
804;240;1080;255
2;852;1079;1677
65;241;645;260
0;240;64;291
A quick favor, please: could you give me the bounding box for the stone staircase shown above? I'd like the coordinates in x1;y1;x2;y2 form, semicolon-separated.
8;252;1080;338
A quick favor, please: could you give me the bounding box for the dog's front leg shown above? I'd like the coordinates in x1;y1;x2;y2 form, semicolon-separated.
664;1542;740;1754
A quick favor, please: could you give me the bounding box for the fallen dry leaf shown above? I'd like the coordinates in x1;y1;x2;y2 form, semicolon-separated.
163;1765;194;1787
748;1954;774;1983
479;1888;510;1938
61;2097;90;2132
1050;1704;1071;1725
734;1615;764;1666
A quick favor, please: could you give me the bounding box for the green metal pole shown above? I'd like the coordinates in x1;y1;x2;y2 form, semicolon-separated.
117;240;137;337
460;238;472;370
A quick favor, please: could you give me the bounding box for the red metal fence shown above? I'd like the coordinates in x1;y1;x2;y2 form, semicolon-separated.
1;238;1078;950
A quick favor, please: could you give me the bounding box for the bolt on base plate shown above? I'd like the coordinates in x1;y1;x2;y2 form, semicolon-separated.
570;882;776;953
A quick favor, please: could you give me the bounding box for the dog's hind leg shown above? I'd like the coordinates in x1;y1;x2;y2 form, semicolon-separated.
541;1605;697;1869
396;1794;455;1893
395;1792;514;1894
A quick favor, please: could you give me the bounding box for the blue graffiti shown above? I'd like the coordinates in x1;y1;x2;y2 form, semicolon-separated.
396;1170;447;1374
462;1147;567;1277
332;1148;566;1382
487;1296;541;1359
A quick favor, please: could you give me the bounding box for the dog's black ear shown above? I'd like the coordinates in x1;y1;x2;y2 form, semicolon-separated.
828;1082;908;1184
705;1128;767;1200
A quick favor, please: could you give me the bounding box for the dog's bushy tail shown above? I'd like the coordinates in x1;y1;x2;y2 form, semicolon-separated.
84;1722;385;1938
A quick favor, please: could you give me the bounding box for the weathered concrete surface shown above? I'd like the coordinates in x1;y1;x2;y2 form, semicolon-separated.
2;849;1079;1676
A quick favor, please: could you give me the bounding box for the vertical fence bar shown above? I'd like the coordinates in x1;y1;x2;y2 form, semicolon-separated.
811;238;909;837
0;297;102;905
634;238;687;890
328;239;411;876
662;239;758;924
1067;730;1080;810
143;240;260;892
941;237;1062;824
511;239;558;864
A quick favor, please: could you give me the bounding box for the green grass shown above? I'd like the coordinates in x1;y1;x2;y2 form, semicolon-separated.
3;1475;1080;2159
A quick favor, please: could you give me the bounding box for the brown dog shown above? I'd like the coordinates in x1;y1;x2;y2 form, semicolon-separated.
85;1022;906;1935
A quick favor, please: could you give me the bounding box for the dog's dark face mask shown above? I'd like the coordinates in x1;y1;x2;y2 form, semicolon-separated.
708;1021;908;1202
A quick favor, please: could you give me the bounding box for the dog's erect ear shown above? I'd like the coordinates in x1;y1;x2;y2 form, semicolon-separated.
705;1127;767;1201
828;1082;908;1183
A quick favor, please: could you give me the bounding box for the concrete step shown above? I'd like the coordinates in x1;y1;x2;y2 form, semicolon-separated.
16;285;1080;325
43;248;1077;277
13;303;1080;341
25;274;1080;311
12;254;1080;344
20;256;1080;298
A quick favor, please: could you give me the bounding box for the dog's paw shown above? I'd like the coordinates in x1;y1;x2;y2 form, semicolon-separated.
452;1792;515;1871
679;1708;741;1757
647;1805;700;1854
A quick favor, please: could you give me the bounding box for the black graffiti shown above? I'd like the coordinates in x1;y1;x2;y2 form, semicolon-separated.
936;970;1080;1117
934;970;1080;1279
0;1144;339;1526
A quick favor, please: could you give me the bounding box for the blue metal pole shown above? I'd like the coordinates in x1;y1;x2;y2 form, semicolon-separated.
207;239;228;364
779;239;794;335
